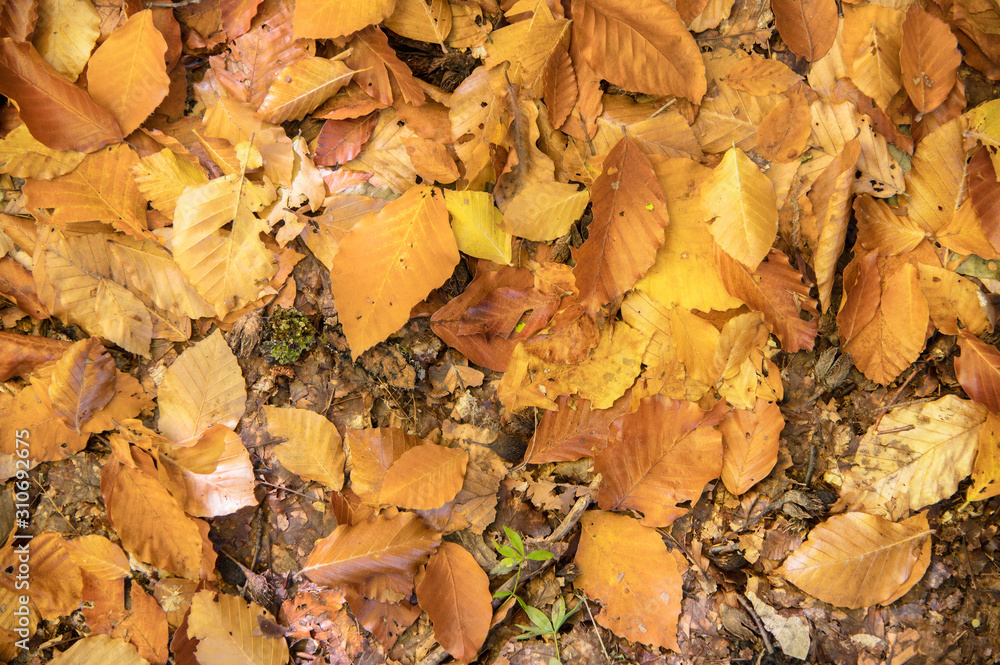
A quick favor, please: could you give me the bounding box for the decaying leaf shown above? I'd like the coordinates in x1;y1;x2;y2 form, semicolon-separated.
415;543;491;664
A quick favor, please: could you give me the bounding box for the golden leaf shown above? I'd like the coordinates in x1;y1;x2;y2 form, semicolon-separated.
0;124;86;180
385;0;453;46
501;181;589;242
187;591;288;665
444;189;512;265
32;0;99;81
48;337;115;433
258;56;357;124
900;5;961;113
264;406;346;491
292;0;395;40
381;444;469;510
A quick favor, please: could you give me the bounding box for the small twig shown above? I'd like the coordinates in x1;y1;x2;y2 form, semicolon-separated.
581;595;613;663
144;0;202;6
876;424;915;436
804;440;818;487
736;593;774;655
257;480;318;500
545;475;602;544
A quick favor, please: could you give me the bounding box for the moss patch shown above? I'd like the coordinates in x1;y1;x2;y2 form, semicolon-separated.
263;307;316;365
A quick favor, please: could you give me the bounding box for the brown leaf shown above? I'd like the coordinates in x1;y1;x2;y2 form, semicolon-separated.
0;0;37;41
956;332;1000;414
724;53;802;96
525;394;629;464
575;510;684;651
415;542;491;664
0;39;122;152
756;89;811;163
48;337;116;433
900;6;961;113
347;26;425;107
570;0;706;103
82;573;169;664
969;148;1000;253
380;444;469;510
779;512;932;609
301;511;441;586
0;532;81;620
0;332;70;381
572;137;669;312
809;139;861;312
597;395;725;527
720;398;784;495
315;114;379;167
771;0;837;61
543;43;578;128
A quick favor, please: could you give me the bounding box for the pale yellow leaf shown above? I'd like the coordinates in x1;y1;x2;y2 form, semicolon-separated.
444;189;512;265
264;406;346;491
501;181;590;242
32;0;99;81
0;124;86;180
258;56;357;124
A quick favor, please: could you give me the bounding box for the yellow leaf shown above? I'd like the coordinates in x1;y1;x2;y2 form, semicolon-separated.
917;264;991;336
264;406;346;491
157;330;246;444
385;0;453;45
293;0;396;40
444;189;512;265
905;118;967;234
258;56;357;124
331;185;459;359
130;148;208;220
63;535;131;581
703;147;778;270
48;636;147;665
967;413;1000;502
485;1;570;95
187;591;288;665
837;395;986;519
343;108;419;193
501;181;589;242
108;236;216;320
86;10;169;135
779;512;931;609
171;175;276;317
723;52;802;96
0;124;86;180
843;4;903;109
32;0;99;81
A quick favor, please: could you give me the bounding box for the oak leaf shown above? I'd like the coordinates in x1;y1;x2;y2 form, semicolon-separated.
301;511;441;586
575;511;684;651
415;543;491;664
87;10;169;135
330;185;459;359
779;512;931;609
572;137;669;312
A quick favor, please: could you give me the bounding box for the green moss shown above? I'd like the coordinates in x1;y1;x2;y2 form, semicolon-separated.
265;307;316;365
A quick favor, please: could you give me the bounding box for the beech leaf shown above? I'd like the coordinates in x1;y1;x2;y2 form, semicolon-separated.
48;337;115;433
380;444;469;510
264;406;346;491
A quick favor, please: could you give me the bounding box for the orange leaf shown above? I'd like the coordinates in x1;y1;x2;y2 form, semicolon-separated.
0;532;81;620
82;574;168;664
723;53;802;96
264;406;346;491
315;114;379;167
415;542;491;664
23;144;151;240
771;0;837;61
187;591;288;665
570;0;706;103
0;331;70;381
720;398;784;495
969;148;1000;252
380;444;469;510
0;39;122;152
221;3;305;107
87;10;169;135
257;56;356;124
0;0;37;41
543;43;578;128
347;26;425;106
715;247;817;353
956;331;1000;414
346;428;423;505
756;89;811;163
596;395;724;527
524;394;629;464
968;413;1000;502
385;0;452;45
292;0;395;40
48;337;115;433
900;6;960;113
63;535;131;581
301;511;441;586
572;137;669;312
101;459;203;579
575;510;683;651
779;512;931;609
809;139;861;312
330;185;459;359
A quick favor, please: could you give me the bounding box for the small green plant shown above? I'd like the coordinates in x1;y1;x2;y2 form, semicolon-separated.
264;307;316;365
515;595;581;665
492;528;578;665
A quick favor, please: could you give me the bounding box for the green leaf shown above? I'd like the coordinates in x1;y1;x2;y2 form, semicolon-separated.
526;549;554;562
496;545;520;561
503;526;526;556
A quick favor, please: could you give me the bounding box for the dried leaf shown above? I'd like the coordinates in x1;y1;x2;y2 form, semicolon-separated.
157;330;246;444
900;6;961;113
187;591;288;665
444;189;512;265
415;543;491;664
720;399;784;495
63;535;131;581
258;56;356;124
525;394;629;464
331;185;459;359
597;395;724;527
87;10;169;135
809;139;861;312
724;53;802;96
347;428;423;505
0;39;122;152
82;574;168;664
779;512;931;609
956;332;1000;414
385;0;452;45
158;426;257;518
48;635;147;665
0;124;86;179
501;181;590;242
575;510;683;651
572;137;669;312
292;0;395;40
302;511;441;586
771;0;837;61
704;147;778;271
264;406;346;491
32;0;99;81
570;0;706;103
836;395;987;519
380;444;469;510
48;337;115;433
967;413;1000;502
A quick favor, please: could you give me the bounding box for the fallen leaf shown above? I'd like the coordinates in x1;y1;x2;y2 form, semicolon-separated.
264;406;346;491
380;443;469;510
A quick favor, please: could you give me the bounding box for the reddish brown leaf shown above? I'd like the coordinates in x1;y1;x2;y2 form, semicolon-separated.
573;137;669;312
82;573;169;664
969;148;1000;253
0;331;70;381
347;26;425;107
0;255;48;319
900;6;961;113
956;331;1000;414
219;0;262;40
771;0;837;61
301;512;441;586
543;43;577;128
0;39;122;152
597;395;725;527
315;114;379;167
524;394;630;464
48;338;116;434
0;0;37;41
346;427;424;505
415;543;491;664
